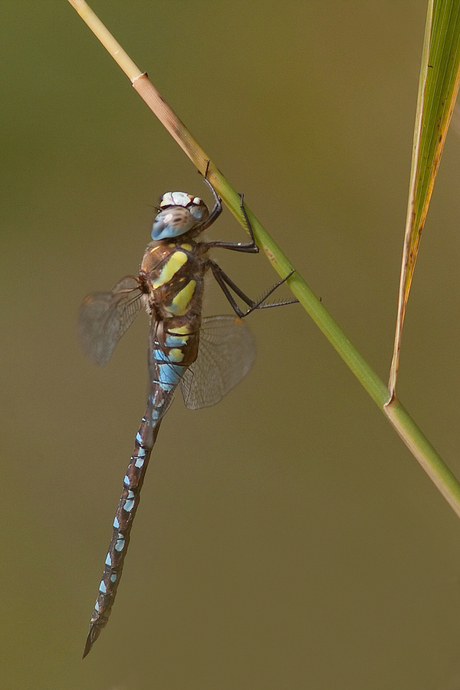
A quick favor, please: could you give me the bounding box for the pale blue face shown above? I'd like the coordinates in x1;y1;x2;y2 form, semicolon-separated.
151;191;209;240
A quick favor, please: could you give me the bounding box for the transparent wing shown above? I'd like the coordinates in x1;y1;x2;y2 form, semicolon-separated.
180;316;256;410
78;276;143;366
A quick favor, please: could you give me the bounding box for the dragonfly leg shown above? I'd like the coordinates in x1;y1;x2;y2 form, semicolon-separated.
200;172;297;313
197;164;223;229
244;270;298;315
206;193;259;253
208;260;298;318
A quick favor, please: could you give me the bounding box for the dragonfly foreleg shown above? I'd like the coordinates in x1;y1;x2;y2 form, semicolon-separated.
198;176;223;230
204;192;258;253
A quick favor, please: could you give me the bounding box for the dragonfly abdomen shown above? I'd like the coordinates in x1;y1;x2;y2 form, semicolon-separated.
84;317;198;656
83;397;166;657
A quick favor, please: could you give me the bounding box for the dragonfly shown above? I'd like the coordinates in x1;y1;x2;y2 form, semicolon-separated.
78;177;295;657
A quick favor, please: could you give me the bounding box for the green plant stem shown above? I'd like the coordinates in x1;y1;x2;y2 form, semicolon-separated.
67;0;460;520
385;400;460;517
243;208;460;519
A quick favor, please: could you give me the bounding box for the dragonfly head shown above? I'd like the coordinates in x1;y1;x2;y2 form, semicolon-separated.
151;192;209;241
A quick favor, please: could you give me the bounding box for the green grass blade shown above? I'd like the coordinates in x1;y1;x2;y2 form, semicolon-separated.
389;0;460;395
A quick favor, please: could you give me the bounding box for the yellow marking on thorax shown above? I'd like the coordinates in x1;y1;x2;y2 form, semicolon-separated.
152;251;188;289
181;243;192;251
167;279;196;316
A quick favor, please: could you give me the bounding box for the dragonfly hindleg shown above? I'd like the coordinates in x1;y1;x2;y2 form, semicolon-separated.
208;260;297;318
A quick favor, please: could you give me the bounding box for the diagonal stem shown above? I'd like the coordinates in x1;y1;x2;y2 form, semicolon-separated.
67;0;460;520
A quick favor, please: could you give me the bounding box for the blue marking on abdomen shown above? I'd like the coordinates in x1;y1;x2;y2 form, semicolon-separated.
149;395;166;408
165;335;187;348
154;349;170;362
115;536;125;552
158;363;183;388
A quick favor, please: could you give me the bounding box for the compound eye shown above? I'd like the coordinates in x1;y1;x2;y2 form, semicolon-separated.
190;205;206;222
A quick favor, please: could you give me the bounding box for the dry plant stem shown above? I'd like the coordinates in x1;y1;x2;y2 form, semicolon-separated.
68;0;142;79
67;1;243;193
67;0;460;520
131;75;211;178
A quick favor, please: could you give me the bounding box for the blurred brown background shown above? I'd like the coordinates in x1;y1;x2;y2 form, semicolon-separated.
2;1;460;688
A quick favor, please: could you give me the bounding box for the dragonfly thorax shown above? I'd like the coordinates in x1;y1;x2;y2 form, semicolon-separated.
151;192;209;241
